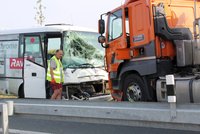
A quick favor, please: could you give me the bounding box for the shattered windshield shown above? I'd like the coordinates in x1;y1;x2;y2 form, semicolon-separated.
62;31;104;68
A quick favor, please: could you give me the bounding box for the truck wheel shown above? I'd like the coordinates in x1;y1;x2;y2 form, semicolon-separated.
122;74;146;102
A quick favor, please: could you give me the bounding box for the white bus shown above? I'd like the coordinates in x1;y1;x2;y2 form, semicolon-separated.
0;24;108;99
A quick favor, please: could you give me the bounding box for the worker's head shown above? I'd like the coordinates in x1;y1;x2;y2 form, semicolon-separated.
55;49;63;59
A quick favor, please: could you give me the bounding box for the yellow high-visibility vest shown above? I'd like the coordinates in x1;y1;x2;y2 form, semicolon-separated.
46;56;64;83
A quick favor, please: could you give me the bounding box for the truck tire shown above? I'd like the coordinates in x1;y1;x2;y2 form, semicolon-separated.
122;74;147;102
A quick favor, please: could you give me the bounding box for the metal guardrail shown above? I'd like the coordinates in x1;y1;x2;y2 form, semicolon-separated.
1;100;200;134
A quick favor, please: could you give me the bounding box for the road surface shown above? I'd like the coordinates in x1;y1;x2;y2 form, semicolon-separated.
0;116;198;134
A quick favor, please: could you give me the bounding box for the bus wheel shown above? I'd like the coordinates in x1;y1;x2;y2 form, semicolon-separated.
18;84;24;98
122;74;146;102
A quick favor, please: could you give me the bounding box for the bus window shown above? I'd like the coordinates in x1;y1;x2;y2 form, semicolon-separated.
47;38;61;60
25;36;44;66
0;40;19;78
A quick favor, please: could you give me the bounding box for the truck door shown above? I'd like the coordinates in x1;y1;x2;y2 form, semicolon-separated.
127;0;152;48
23;35;46;98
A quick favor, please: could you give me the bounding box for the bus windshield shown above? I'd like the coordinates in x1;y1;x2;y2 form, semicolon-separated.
62;31;104;68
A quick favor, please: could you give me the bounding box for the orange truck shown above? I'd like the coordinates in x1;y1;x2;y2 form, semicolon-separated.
98;0;200;103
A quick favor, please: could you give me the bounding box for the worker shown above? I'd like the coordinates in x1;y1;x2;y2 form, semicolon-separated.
46;49;64;100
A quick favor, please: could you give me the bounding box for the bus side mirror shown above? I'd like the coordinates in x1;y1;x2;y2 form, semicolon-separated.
98;19;105;34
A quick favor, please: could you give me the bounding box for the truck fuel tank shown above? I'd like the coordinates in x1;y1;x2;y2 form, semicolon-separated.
156;76;200;103
174;40;200;67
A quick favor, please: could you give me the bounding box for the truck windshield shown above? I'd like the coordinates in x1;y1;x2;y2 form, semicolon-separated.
108;9;123;41
62;31;104;68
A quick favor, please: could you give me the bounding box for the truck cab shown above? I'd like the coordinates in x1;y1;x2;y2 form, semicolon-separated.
98;0;200;103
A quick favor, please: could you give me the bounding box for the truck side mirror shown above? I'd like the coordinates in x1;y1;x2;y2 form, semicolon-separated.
98;35;106;44
98;19;105;34
98;36;109;48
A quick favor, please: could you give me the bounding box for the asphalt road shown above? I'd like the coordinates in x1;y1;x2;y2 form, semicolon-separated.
4;116;199;134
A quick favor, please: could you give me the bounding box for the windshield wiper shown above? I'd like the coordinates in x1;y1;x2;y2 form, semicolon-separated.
78;63;95;68
71;63;95;73
63;64;78;69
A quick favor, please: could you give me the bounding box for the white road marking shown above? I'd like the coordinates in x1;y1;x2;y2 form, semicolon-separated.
0;128;51;134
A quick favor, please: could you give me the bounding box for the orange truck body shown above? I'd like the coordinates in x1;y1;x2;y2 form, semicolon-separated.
99;0;200;102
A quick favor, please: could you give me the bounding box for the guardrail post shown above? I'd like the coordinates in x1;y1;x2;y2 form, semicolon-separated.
1;103;9;134
166;75;177;119
6;101;14;116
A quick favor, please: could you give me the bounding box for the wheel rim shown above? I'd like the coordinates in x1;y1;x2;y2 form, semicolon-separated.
126;82;142;102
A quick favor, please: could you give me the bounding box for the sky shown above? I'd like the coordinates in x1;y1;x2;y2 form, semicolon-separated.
0;0;124;30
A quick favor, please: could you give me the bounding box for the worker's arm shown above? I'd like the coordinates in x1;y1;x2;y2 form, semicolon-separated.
50;67;55;80
50;59;56;83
